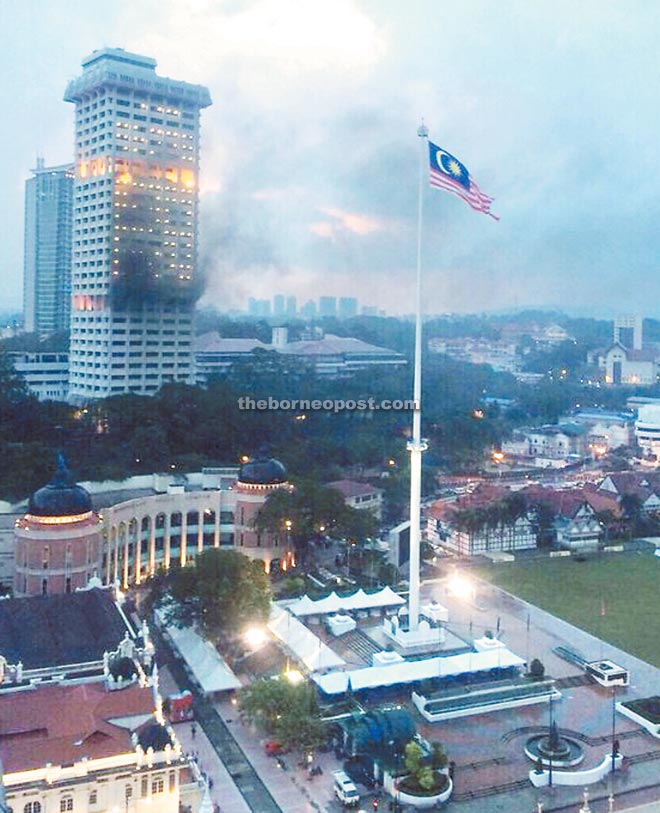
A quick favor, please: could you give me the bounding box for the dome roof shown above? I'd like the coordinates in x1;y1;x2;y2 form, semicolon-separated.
238;456;287;485
28;455;92;518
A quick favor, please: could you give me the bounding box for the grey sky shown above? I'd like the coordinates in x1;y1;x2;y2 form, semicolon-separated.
4;1;660;315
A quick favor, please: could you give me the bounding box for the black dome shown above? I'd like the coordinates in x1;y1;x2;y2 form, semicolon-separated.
239;457;287;485
28;455;92;517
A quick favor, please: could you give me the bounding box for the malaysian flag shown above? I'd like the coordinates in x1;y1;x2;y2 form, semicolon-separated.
428;141;499;220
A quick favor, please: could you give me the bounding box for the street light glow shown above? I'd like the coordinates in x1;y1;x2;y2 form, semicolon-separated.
244;627;266;648
448;573;474;601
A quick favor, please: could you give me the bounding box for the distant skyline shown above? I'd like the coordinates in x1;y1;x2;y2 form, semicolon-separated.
5;2;660;317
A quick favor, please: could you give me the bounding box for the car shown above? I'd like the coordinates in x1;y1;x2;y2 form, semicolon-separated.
333;770;361;807
264;740;287;756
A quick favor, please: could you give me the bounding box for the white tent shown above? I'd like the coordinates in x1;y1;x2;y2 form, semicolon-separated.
286;587;406;617
312;647;526;695
268;606;345;671
342;588;373;611
155;610;241;694
310;591;343;615
287;594;318;616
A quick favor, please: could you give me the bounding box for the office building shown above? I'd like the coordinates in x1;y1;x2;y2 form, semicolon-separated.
285;295;297;317
319;296;337;318
64;48;211;401
23;160;74;336
273;294;285;316
8;351;70;401
338;296;358;319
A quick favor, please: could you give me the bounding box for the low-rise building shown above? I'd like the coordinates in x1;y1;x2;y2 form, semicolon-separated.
9;351;69;401
597;471;660;517
326;479;383;521
0;681;202;813
635;405;660;457
194;328;406;382
522;486;603;552
601;342;660;385
427;485;536;556
0;587;148;689
526;422;588;462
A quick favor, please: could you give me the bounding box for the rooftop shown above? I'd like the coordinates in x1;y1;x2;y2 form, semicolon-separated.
326;479;382;499
0;681;155;774
0;588;133;670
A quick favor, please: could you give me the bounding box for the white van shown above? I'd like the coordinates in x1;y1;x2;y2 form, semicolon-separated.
333;770;360;807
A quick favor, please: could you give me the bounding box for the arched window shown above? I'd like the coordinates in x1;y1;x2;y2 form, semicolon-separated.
24;802;42;813
60;797;73;812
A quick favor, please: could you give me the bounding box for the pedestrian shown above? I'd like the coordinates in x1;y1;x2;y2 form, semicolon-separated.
191;722;197;740
208;778;214;791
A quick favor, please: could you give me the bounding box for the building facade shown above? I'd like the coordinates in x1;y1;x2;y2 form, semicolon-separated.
327;479;383;521
13;459;103;597
102;457;292;585
0;666;203;813
64;48;211;401
8;351;70;401
23;160;74;336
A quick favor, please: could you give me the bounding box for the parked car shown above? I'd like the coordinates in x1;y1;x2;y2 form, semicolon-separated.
333;770;361;807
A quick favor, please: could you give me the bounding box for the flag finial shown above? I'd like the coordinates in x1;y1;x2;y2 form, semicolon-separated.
417;121;429;138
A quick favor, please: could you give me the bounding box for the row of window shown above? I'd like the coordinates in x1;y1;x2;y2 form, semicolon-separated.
20;774;173;813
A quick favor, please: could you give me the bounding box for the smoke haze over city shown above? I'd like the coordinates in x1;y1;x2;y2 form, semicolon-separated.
4;1;660;316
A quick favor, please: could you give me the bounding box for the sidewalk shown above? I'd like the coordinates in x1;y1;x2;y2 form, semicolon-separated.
214;698;342;813
158;666;250;813
177;720;251;813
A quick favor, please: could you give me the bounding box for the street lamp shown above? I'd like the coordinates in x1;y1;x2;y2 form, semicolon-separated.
611;686;618;773
347;540;356;578
244;627;266;649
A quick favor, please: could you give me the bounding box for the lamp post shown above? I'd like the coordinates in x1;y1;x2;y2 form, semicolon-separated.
611;686;618;773
392;745;401;813
284;519;292;569
347;540;356;579
548;695;553;788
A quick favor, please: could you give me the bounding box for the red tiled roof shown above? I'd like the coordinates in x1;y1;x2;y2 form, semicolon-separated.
519;486;588;519
0;682;154;774
327;479;382;499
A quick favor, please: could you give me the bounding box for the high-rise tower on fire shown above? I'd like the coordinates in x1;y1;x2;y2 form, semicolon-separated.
64;48;211;401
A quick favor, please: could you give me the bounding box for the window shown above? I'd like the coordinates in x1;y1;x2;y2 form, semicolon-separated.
60;798;73;812
125;785;133;800
151;776;164;794
24;803;41;813
141;778;148;798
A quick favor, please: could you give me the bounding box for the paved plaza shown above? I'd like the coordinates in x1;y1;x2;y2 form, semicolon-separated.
156;573;660;813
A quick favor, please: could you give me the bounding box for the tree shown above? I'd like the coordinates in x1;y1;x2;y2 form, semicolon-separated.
254;477;379;563
403;741;435;791
240;676;325;752
529;658;545;680
153;549;271;641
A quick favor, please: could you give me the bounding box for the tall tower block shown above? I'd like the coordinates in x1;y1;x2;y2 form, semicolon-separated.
64;48;211;401
23;160;74;336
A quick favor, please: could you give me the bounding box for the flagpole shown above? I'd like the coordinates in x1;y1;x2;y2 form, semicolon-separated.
408;122;429;632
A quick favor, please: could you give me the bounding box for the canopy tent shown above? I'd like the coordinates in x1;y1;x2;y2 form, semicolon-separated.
312;647;525;695
287;586;406;617
268;606;345;671
155;609;241;694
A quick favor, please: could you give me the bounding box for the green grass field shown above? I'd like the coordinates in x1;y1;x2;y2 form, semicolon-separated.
474;552;660;668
